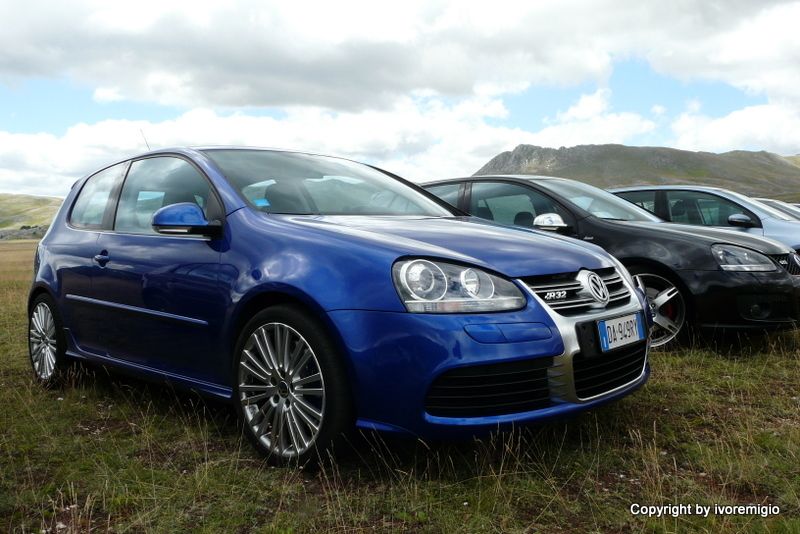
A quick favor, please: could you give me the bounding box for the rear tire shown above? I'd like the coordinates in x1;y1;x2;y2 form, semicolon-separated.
28;293;67;386
233;305;353;466
628;266;691;349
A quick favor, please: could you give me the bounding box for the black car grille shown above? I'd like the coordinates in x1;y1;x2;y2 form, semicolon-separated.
770;254;800;275
523;267;631;316
572;340;647;399
425;357;553;417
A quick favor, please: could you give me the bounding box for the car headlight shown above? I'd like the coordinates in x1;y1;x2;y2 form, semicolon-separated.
711;244;777;272
392;259;526;313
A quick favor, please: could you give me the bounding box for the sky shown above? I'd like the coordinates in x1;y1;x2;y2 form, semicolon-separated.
1;0;799;196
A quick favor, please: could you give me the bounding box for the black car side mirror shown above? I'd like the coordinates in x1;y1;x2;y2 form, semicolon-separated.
152;202;222;238
727;213;756;228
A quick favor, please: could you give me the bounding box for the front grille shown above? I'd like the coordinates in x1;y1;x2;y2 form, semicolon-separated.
769;254;800;275
572;341;647;399
425;357;553;417
523;267;631;316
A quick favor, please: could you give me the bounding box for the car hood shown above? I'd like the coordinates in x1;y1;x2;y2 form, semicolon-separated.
285;215;613;278
612;220;791;254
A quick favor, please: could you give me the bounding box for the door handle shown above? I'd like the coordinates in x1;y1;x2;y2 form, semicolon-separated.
93;252;110;266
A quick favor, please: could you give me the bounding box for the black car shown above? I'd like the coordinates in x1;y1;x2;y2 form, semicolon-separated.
424;175;800;347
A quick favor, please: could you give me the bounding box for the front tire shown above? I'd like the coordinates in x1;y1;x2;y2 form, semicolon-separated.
233;305;353;465
28;293;66;385
629;267;689;349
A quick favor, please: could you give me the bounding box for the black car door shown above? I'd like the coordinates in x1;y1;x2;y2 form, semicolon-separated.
464;180;578;234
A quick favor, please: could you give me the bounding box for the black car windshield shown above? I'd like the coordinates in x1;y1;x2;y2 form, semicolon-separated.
204;149;453;217
537;179;661;222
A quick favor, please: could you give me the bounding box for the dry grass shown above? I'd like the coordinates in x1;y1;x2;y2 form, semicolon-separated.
1;241;799;532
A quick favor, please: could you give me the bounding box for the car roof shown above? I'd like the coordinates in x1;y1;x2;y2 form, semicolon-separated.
609;184;729;193
422;174;567;185
126;145;347;161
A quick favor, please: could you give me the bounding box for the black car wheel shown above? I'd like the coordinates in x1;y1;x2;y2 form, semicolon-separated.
233;305;353;465
629;268;688;349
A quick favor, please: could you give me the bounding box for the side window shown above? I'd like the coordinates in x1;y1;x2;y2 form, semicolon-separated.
666;190;750;227
114;157;213;235
70;162;127;229
469;182;572;227
617;190;656;214
426;183;461;208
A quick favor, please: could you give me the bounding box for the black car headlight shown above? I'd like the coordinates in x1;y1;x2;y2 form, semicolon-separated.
392;259;526;313
711;244;777;272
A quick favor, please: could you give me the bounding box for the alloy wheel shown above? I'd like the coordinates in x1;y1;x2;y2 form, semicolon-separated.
238;322;326;458
29;302;58;380
634;273;686;348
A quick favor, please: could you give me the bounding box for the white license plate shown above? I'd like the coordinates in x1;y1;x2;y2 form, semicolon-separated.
597;312;645;352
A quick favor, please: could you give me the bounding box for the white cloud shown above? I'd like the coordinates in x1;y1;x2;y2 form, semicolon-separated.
558;89;611;121
686;99;702;113
1;0;799;196
671;103;800;155
0;90;656;196
0;1;793;110
92;86;124;103
534;89;655;147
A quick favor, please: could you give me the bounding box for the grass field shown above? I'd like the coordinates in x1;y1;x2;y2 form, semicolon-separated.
1;241;798;532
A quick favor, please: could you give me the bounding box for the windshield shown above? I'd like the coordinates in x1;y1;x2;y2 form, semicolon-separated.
204;149;453;217
536;179;661;222
724;191;795;221
756;198;800;220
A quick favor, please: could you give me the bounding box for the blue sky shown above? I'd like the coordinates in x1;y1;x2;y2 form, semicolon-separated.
0;1;798;196
1;60;767;143
499;60;768;143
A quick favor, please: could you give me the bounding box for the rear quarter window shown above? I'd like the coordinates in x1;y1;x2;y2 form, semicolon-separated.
69;162;128;229
426;183;461;208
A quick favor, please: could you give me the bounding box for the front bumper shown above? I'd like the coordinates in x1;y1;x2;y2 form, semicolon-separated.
677;269;800;330
328;282;649;439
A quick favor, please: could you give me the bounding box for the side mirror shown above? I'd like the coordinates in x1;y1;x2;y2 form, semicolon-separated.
152;203;221;237
533;213;569;231
727;213;756;228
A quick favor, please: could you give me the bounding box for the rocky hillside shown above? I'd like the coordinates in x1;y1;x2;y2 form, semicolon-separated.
0;194;62;239
475;145;800;200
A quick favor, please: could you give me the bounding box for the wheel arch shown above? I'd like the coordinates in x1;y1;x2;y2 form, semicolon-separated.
228;287;356;386
620;257;696;320
27;283;57;314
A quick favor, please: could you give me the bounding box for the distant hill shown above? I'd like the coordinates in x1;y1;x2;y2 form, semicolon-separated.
0;194;62;238
475;144;800;201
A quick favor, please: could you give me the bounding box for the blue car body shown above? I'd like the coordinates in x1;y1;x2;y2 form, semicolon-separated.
31;147;650;439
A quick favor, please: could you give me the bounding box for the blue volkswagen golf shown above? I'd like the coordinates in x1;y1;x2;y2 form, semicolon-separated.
29;147;651;463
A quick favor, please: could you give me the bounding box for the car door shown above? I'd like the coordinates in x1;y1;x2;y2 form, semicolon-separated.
465;180;577;233
59;161;129;355
663;190;763;236
89;156;227;383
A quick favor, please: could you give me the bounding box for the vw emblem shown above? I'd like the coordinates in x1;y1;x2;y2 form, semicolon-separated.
586;272;610;304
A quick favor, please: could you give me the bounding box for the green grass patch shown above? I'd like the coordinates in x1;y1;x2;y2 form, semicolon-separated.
1;242;798;532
